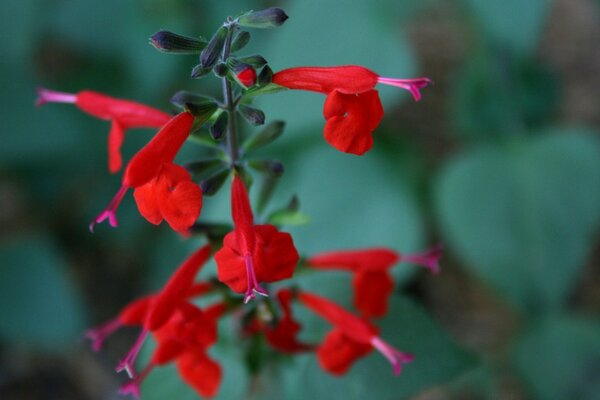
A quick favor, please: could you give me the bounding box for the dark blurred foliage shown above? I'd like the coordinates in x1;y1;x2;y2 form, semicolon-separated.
1;0;600;399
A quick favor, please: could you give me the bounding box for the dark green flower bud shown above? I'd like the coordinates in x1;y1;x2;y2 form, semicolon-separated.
149;30;207;54
258;65;273;85
185;159;225;178
209;112;229;140
200;26;228;69
242;120;285;152
248;159;284;176
170;91;214;108
185;101;219;125
237;55;268;68
238;104;265;126
238;7;289;29
214;63;229;77
200;169;230;196
231;31;251;52
191;64;211;79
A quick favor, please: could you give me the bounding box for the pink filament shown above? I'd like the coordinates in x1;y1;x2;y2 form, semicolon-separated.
376;77;432;102
116;329;149;379
370;336;414;375
89;185;129;232
84;318;121;352
402;244;443;275
35;88;77;107
243;254;268;303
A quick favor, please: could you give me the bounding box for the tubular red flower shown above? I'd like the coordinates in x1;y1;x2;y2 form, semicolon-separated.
307;246;442;318
273;65;431;155
215;176;299;302
36;88;171;173
298;291;413;375
90;111;202;232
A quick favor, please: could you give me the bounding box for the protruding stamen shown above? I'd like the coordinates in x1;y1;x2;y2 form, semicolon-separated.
35;88;77;107
116;329;149;379
243;254;269;303
89;185;129;232
376;77;433;101
118;363;154;399
402;244;443;274
84;318;121;352
370;336;414;375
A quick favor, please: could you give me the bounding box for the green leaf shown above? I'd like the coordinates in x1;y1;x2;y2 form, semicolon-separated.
513;316;600;400
268;209;311;226
464;0;552;53
242;121;285;152
244;82;287;97
435;131;600;312
0;235;86;349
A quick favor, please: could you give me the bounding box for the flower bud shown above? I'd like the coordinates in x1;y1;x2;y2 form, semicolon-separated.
149;30;207;53
238;7;289;29
231;31;251;52
238;104;265;126
200;26;228;69
236;66;257;87
238;55;268;68
213;63;229;77
209;112;228;140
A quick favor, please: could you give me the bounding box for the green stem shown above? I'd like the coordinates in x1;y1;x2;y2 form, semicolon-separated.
221;23;240;166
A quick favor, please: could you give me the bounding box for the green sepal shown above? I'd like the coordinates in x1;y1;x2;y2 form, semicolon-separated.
267;197;310;226
237;7;289;29
231;31;251;52
184;101;219;126
184;158;226;179
238;104;265;126
233;165;254;189
171;91;216;108
248;159;284;176
191;64;211;79
200;168;231;196
200;26;228;69
149;30;207;54
245;83;287;97
242;121;285;153
258;65;273;85
209;111;229;141
213;63;229;77
237;55;268;68
188;130;221;150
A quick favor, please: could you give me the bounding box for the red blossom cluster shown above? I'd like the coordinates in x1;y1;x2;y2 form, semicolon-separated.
37;7;439;399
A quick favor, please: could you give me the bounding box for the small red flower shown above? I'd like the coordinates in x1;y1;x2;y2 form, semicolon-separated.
236;66;257;87
307;246;442;318
264;289;314;353
298;291;414;376
90;111;202;233
214;176;299;303
36;88;171;173
273;66;431;155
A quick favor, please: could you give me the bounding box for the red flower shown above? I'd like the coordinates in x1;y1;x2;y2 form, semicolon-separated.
85;245;223;398
307;246;442;318
264;289;314;353
214;176;299;303
298;291;414;376
90;111;202;233
36;88;171;173
272;66;431;155
236;66;257;87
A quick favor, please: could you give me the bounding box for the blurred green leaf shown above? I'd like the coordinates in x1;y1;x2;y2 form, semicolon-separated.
436;130;600;312
0;235;86;349
513;316;600;400
268;209;311;227
464;0;552;53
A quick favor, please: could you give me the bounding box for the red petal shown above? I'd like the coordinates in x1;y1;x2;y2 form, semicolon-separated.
317;329;372;375
253;225;299;283
273;66;378;94
231;176;255;254
214;232;247;293
124;112;194;188
298;292;376;344
76;91;170;127
151;340;186;365
159;180;203;233
266;317;313;353
119;296;154;326
107;120;126;173
146;245;211;330
177;351;222;398
323;90;383;155
308;248;399;272
353;271;394;318
133;181;163;225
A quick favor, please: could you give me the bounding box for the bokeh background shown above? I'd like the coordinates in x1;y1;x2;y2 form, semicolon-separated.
1;0;600;399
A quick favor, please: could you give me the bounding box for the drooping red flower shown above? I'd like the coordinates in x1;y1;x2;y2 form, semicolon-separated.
298;291;414;376
307;246;442;318
273;65;431;155
90;111;202;233
36;88;171;173
85;245;223;398
214;176;299;303
264;289;314;353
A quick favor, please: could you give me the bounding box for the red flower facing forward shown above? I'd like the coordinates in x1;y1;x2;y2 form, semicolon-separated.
214;176;299;303
273;66;431;155
307;246;442;318
298;291;414;376
90;111;202;233
36;88;171;173
85;245;223;398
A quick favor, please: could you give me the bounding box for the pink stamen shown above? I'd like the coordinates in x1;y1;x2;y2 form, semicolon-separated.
376;77;433;102
370;336;414;375
35;87;77;107
89;185;129;232
116;329;149;379
118;363;154;399
243;254;269;303
402;244;443;275
84;318;122;352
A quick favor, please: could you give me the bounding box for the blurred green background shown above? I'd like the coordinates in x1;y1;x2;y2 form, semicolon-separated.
1;0;600;399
